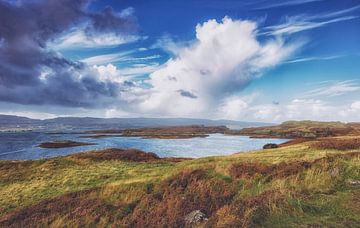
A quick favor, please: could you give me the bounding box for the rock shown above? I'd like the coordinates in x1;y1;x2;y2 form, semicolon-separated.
184;210;208;225
348;180;360;186
263;143;279;149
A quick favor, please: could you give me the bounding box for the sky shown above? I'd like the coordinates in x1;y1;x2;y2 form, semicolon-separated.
0;0;359;122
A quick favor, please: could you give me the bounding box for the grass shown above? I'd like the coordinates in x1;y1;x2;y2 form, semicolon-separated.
0;137;359;227
231;120;360;138
0;156;176;216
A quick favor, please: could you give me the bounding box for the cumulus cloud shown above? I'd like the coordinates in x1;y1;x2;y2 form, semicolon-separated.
218;96;249;120
0;0;137;107
339;101;360;119
137;17;299;116
217;96;360;122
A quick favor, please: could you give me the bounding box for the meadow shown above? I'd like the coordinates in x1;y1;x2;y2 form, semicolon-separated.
0;134;359;227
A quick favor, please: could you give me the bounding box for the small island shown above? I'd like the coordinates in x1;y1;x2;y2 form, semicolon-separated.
121;125;228;139
79;134;124;139
38;140;96;148
47;125;229;139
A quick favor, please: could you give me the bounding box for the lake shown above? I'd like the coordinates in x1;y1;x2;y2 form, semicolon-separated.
0;131;288;160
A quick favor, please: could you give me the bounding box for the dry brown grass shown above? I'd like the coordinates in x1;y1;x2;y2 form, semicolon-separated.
71;148;161;162
229;152;360;181
0;138;359;227
311;137;360;150
118;169;237;227
207;191;286;227
278;138;312;147
229;161;311;180
0;188;119;227
1;150;359;227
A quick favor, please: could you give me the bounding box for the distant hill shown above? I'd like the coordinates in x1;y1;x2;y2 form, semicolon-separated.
229;120;360;138
0;115;41;129
0;115;272;131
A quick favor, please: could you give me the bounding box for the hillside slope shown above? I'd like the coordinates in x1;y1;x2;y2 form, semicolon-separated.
0;136;359;227
228;120;360;138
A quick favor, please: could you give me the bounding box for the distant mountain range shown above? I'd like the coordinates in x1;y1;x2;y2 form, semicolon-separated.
0;114;273;131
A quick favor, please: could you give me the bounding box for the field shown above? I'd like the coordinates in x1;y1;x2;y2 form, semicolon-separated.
0;131;359;227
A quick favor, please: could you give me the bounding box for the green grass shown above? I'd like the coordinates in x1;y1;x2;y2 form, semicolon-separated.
0;157;175;216
0;138;359;227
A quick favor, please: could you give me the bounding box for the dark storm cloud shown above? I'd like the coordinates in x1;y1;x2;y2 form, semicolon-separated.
0;0;136;107
88;6;137;34
177;90;198;99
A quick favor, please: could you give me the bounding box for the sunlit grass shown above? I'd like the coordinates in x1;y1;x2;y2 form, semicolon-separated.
0;138;359;226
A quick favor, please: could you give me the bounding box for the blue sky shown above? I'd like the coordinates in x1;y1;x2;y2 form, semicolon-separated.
0;0;359;122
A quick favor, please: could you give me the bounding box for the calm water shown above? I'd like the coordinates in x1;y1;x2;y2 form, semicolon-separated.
0;131;288;160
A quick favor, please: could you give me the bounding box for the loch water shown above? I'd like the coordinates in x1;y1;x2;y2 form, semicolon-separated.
0;131;288;160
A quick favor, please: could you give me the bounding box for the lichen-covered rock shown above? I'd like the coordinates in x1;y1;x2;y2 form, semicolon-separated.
184;210;208;226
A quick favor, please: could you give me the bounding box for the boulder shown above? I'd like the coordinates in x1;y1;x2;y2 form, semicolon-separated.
184;210;208;226
263;143;279;149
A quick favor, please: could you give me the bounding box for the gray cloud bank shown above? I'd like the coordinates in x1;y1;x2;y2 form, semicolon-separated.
0;0;135;107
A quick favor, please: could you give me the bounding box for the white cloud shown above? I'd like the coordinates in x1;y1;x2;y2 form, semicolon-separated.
151;35;192;55
339;101;360;119
104;107;133;118
255;0;324;9
285;55;344;64
51;29;141;49
81;51;160;65
262;6;360;36
82;52;132;65
137;17;299;116
120;63;161;77
91;64;126;84
301;80;360;98
264;15;357;36
0;111;59;120
350;101;360;110
307;5;360;20
216;97;360;122
285;99;332;120
218;96;249;120
119;7;135;17
120;55;161;62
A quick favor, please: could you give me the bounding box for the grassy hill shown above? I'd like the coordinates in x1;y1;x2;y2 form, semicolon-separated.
0;135;359;227
228;120;360;138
